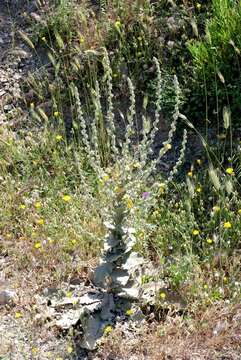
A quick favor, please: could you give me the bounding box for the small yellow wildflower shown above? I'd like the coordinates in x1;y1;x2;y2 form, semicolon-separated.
138;230;145;239
165;143;172;150
238;209;241;215
203;284;208;290
126;309;134;316
213;206;220;212
41;36;46;42
196;2;201;10
115;20;121;28
62;195;71;202
15;312;23;319
34;202;41;209
112;73;118;78
159;183;165;194
66;291;72;298
36;218;44;225
160;292;166;300
70;239;77;246
223;276;228;283
31;347;39;354
133;162;141;169
224;221;232;229
19;204;26;210
192;229;200;236
206;238;213;244
34;242;41;249
196;187;202;193
226;167;234;175
187;171;193;177
196;159;202;165
56;135;63;141
79;36;85;44
54;111;60;117
104;325;113;335
125;198;134;209
67;346;73;354
103;174;110;182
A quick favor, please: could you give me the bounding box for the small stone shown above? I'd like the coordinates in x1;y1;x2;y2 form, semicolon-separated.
4;104;12;111
0;290;16;306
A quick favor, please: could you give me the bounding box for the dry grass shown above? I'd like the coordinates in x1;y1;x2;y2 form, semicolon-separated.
99;302;241;360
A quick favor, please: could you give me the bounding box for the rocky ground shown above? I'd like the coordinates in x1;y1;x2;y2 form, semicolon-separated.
0;1;35;125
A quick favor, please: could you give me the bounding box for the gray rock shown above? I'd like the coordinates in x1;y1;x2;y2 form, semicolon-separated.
0;290;16;305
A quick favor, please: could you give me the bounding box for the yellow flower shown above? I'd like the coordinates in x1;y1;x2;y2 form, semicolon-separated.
36;218;44;225
238;209;241;215
196;2;201;10
67;346;73;354
113;73;118;78
212;206;220;212
192;229;200;236
187;171;193;177
196;187;202;193
31;347;39;354
62;195;71;202
104;325;113;335
226;167;234;175
138;230;145;239
79;36;85;44
66;291;72;298
224;221;232;229
133;162;141;169
15;312;23;319
54;111;60;117
223;276;228;283
34;202;41;209
115;20;121;28
152;210;159;217
34;242;41;249
203;284;208;290
70;239;77;246
125;198;134;209
206;238;213;244
160;292;166;300
56;135;63;141
126;309;134;316
41;36;46;42
196;159;202;165
19;204;26;210
164;143;172;150
103;174;110;182
159;183;165;194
